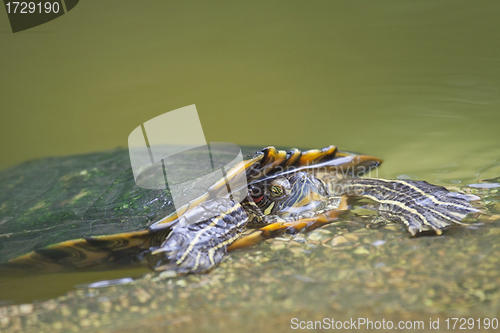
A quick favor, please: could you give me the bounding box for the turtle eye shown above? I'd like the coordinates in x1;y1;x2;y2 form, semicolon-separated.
268;178;291;199
270;185;285;198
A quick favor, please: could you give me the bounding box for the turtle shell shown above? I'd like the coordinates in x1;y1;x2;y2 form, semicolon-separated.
0;147;262;263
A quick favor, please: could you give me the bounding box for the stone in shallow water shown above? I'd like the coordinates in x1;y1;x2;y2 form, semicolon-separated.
330;236;348;247
158;271;177;279
293;234;307;243
307;229;331;242
343;233;359;242
18;304;33;315
353;247;370;255
270;243;286;251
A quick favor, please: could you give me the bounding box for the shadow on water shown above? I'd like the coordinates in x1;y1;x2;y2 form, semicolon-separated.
0;267;150;305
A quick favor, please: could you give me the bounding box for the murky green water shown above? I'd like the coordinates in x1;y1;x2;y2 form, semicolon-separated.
1;0;500;332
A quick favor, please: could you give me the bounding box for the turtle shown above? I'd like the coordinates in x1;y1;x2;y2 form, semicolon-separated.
0;145;480;275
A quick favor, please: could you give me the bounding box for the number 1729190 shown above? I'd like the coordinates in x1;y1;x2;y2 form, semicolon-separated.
5;2;60;14
445;318;498;330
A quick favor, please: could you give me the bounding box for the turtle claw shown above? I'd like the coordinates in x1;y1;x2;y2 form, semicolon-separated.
406;225;442;237
407;225;418;236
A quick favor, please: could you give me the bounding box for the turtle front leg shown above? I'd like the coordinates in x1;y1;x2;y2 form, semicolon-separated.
150;198;250;274
330;178;480;236
228;197;349;250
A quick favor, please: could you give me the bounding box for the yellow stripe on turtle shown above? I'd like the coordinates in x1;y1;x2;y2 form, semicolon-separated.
5;230;160;272
152;147;379;230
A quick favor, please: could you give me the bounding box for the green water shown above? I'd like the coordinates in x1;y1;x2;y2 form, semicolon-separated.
1;0;500;332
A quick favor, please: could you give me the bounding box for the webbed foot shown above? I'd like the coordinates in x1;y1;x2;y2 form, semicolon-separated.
335;178;481;236
149;198;249;273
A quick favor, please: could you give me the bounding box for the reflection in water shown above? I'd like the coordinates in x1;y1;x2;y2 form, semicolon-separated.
86;278;134;289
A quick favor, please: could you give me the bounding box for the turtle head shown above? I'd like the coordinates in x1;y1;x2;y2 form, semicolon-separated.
250;171;330;217
244;146;383;219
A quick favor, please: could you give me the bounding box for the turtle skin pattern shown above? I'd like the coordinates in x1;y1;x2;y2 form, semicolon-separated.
1;146;480;275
